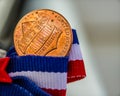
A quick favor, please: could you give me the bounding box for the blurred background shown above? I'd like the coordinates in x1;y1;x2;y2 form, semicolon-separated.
0;0;120;96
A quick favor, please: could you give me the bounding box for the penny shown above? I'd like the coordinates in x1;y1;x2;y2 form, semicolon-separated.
14;9;73;56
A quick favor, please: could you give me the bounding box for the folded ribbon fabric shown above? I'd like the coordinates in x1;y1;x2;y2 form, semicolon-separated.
0;76;51;96
0;29;86;96
7;55;68;96
68;29;86;83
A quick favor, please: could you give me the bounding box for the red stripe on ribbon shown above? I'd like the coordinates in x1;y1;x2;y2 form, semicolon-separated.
67;60;86;83
42;88;66;96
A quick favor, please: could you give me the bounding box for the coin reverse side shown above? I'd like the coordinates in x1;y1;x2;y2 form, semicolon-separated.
14;9;73;56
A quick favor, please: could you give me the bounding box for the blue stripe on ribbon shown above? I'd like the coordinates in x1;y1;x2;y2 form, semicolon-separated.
72;29;79;44
7;56;68;73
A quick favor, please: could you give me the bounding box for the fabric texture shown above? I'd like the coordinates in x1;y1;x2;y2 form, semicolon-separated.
0;76;51;96
67;29;86;83
0;29;86;96
7;55;68;96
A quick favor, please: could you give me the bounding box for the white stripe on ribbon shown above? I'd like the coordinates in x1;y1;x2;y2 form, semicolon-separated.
69;44;83;61
9;71;67;90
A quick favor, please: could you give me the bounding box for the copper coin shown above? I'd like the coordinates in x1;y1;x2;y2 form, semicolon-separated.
14;9;73;56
